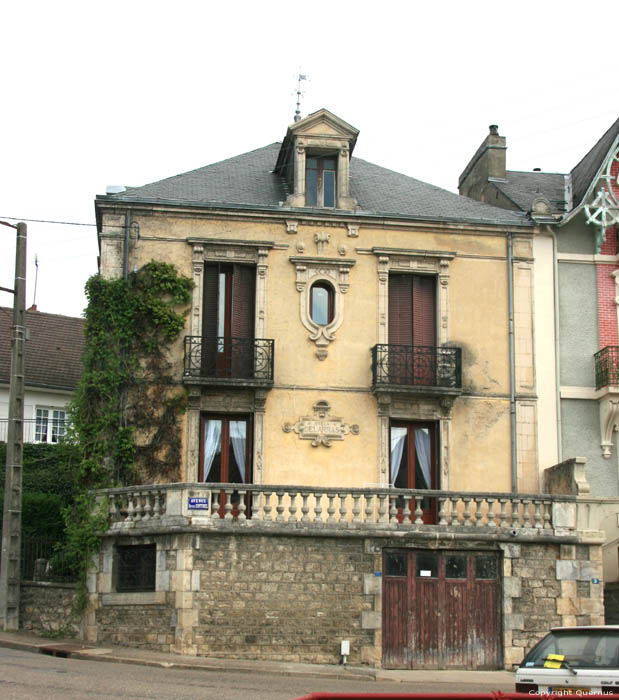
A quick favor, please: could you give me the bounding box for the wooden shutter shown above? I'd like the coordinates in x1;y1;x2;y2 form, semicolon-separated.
389;275;413;345
412;275;436;347
201;264;219;374
231;265;255;339
231;265;255;377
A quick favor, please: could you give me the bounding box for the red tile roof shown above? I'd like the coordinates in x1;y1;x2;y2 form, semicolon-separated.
0;307;85;391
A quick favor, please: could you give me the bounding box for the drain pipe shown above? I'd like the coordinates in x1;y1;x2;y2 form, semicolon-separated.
508;233;517;493
123;211;132;280
545;225;563;463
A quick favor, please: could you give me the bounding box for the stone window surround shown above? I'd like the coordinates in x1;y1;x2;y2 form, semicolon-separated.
286;137;357;211
185;238;275;484
290;255;356;360
372;247;455;488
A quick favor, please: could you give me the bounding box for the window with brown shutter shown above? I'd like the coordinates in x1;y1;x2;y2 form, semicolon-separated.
202;264;255;378
388;274;437;385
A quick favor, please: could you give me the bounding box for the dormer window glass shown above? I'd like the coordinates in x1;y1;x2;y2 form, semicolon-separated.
306;156;336;208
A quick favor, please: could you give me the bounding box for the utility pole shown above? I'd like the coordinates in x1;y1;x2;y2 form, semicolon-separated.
0;221;27;630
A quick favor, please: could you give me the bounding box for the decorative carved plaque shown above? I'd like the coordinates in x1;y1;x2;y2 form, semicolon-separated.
282;400;359;447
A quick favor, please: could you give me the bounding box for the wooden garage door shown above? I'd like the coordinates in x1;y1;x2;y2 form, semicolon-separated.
382;549;502;669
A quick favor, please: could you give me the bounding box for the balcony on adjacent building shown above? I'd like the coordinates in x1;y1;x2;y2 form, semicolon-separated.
371;344;462;397
183;336;274;388
595;345;619;390
593;346;619;458
0;418;69;444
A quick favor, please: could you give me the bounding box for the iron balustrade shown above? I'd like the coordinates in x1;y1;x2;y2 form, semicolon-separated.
371;344;462;389
595;345;619;390
183;336;274;382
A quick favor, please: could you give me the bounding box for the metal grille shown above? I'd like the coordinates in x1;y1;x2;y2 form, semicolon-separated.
116;544;156;592
372;344;461;389
594;345;619;390
183;336;274;382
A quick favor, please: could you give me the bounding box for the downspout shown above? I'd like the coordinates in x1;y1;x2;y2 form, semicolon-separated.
508;233;517;493
545;225;563;463
123;211;132;280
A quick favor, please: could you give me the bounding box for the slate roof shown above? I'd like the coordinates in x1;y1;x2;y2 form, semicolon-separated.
571;116;619;208
0;307;85;391
495;171;567;215
102;143;530;227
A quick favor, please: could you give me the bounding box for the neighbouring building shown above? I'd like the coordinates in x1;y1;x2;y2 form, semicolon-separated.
460;117;619;609
0;306;84;443
88;109;605;669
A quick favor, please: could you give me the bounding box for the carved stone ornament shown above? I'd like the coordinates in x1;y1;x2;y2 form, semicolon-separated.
599;395;619;458
315;232;330;254
282;400;360;447
290;256;356;360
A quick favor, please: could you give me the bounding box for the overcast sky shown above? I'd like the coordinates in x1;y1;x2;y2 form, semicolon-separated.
1;0;618;318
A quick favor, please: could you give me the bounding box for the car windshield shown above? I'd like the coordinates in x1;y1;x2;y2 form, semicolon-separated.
522;630;619;670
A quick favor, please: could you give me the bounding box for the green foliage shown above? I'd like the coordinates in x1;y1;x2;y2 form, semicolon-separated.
0;441;79;540
65;260;192;611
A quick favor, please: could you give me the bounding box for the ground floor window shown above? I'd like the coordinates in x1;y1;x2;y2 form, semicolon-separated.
390;421;437;523
35;407;67;443
115;543;156;592
200;415;252;484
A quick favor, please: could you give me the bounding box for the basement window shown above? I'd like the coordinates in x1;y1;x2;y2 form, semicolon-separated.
115;544;156;592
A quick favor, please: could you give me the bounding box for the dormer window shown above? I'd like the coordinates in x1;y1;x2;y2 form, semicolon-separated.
306;156;336;208
274;109;359;211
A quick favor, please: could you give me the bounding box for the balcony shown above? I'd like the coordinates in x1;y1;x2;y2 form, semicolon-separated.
371;344;462;397
593;346;619;458
0;418;68;443
183;336;274;388
595;345;619;390
99;482;579;540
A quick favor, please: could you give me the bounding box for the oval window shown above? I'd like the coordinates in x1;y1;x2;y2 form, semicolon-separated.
310;282;334;325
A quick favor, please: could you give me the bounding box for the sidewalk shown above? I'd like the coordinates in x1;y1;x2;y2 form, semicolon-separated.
0;629;515;686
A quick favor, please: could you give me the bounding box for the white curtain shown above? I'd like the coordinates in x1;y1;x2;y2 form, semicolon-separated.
390;427;407;487
202;420;222;482
230;420;247;483
414;428;432;489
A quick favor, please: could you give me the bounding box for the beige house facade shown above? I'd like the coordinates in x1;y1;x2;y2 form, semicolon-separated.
89;110;604;669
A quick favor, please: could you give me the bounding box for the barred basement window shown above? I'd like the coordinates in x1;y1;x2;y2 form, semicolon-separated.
116;544;156;592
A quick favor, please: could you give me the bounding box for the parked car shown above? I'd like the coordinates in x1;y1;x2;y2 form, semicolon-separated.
516;626;619;694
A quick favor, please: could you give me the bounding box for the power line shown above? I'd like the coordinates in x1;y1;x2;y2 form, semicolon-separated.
0;216;95;227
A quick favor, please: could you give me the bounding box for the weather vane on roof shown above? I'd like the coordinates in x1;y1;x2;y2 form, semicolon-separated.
294;73;309;122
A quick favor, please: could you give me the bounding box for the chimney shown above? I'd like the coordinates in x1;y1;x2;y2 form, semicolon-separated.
459;125;507;198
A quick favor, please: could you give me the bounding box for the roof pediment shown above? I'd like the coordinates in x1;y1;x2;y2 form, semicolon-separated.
287;108;359;144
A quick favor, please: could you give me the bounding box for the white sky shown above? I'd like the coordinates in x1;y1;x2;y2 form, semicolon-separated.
1;0;618;318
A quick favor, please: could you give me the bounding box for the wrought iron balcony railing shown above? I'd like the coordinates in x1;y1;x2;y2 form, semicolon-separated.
183;336;274;384
594;345;619;390
371;344;462;391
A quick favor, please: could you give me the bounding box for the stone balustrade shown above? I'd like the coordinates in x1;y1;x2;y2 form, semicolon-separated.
98;483;581;536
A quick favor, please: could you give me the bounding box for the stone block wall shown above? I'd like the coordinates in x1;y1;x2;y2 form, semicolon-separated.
20;582;79;636
193;533;376;664
86;527;605;669
502;542;603;668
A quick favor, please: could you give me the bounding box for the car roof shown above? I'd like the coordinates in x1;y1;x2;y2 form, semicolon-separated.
550;626;619;632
